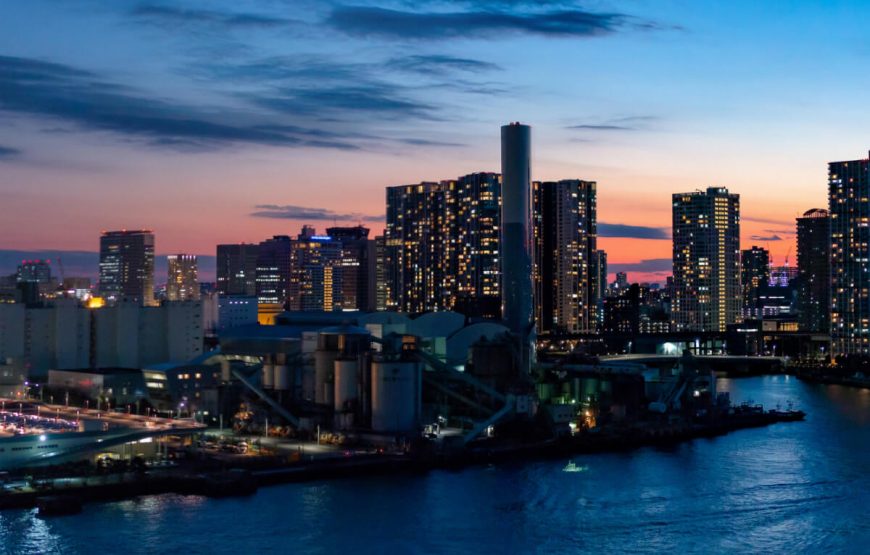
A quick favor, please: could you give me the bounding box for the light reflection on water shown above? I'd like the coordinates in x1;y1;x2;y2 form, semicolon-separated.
1;376;868;554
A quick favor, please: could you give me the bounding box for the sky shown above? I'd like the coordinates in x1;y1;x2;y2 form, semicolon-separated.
1;0;869;284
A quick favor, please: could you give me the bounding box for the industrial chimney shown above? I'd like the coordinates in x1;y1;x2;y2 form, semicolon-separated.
500;122;535;375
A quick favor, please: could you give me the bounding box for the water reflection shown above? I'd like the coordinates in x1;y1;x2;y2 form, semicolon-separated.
0;376;867;554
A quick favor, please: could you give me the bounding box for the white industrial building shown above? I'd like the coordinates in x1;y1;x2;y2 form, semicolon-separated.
0;300;205;390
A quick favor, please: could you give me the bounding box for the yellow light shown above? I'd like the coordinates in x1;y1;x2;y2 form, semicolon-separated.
87;296;106;309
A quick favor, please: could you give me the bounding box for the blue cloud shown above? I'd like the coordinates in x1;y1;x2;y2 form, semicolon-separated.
251;205;384;223
599;222;669;240
328;6;637;39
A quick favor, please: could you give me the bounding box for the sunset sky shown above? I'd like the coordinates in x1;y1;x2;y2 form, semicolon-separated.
2;1;869;283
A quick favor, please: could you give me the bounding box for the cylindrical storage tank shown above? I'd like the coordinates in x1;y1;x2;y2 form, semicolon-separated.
371;360;420;433
333;359;359;412
302;362;315;401
314;350;338;404
274;365;290;391
261;364;274;389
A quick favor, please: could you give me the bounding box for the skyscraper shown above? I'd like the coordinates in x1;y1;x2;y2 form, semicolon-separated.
374;234;388;311
255;235;292;307
216;243;259;296
829;154;870;356
741;246;770;319
533;179;597;334
671;187;740;332
287;226;343;312
591;249;608;328
166;254;200;301
796;208;830;333
327;225;376;311
99;230;155;306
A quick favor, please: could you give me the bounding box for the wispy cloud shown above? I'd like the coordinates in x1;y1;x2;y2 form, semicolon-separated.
0;145;20;159
250;84;439;121
608;258;672;273
387;55;502;75
327;6;654;40
567;115;658;132
599;222;669;240
131;4;298;29
251;205;384;223
0;55;361;151
750;234;783;241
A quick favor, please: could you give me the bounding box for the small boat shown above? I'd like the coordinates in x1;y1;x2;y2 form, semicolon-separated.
37;495;83;516
562;461;588;473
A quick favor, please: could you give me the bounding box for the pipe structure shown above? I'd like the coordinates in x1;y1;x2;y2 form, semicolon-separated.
500;122;536;376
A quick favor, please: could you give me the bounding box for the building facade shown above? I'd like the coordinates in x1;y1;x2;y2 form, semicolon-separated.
166;254;200;301
591;250;608;329
255;235;293;307
741;246;770;319
672;187;741;332
287;226;343;312
533;179;597;334
829;154;870;356
16;259;52;284
99;230;155;306
216;243;259;297
796;208;831;333
385;174;501;316
327;225;377;312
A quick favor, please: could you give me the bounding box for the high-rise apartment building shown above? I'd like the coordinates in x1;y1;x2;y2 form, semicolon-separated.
384;173;501;316
829;154;870;356
384;181;452;313
741;246;770;319
454;172;502;318
99;230;155;306
216;243;259;296
166;254;200;301
533;179;597;334
671;187;740;332
796;208;830;333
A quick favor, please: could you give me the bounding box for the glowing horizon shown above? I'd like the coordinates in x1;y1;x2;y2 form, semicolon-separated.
1;1;867;284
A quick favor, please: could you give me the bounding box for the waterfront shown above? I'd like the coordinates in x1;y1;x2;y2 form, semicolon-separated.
1;376;867;554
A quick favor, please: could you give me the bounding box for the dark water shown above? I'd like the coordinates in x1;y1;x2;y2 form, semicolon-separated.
2;376;868;554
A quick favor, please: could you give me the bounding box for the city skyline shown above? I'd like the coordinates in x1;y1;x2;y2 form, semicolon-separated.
3;2;870;283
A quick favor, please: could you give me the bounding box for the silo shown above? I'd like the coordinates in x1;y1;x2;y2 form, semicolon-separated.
314;350;337;405
274;364;290;390
333;358;359;412
261;363;274;389
315;325;371;405
500;122;535;375
371;360;421;433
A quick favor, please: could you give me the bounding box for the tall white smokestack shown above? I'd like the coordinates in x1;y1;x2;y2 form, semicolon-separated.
500;122;535;375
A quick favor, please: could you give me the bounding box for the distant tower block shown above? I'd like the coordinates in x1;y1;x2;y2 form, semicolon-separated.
500;122;535;374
